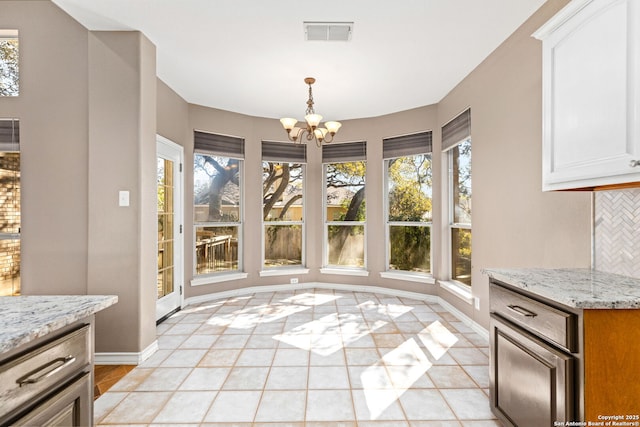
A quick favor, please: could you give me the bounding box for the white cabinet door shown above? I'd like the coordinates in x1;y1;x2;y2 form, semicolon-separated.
534;0;640;190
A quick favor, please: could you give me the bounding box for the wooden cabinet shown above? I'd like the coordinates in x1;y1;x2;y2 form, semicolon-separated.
0;323;93;426
533;0;640;191
490;279;640;425
489;283;576;426
583;309;640;421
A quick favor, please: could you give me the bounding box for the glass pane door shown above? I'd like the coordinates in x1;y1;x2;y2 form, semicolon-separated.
158;158;174;300
156;137;183;321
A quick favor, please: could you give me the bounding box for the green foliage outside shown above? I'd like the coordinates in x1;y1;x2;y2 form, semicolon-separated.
387;155;432;272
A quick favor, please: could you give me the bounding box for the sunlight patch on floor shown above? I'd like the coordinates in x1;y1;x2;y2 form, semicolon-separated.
418;320;459;359
361;338;432;420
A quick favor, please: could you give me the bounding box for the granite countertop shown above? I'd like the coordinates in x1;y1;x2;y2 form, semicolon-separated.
0;295;118;355
484;268;640;309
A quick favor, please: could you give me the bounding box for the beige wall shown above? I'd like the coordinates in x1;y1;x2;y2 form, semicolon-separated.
0;1;90;295
87;31;157;353
436;0;592;327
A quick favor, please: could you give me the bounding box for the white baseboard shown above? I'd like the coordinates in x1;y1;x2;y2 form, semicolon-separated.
437;297;489;340
95;339;158;365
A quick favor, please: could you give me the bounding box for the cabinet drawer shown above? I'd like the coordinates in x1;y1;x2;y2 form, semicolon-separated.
0;324;90;416
490;283;577;352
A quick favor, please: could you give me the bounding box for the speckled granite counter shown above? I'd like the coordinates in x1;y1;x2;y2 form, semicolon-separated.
0;295;118;354
484;268;640;309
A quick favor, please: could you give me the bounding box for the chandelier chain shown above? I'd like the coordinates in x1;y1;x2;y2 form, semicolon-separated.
306;83;315;116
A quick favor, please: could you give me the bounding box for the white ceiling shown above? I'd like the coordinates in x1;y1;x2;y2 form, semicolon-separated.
51;0;546;120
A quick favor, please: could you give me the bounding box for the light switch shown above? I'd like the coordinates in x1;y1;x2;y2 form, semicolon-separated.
119;190;130;207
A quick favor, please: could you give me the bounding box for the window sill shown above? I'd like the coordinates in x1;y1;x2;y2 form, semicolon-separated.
438;280;473;305
191;272;249;286
320;267;370;277
259;268;310;277
380;271;435;284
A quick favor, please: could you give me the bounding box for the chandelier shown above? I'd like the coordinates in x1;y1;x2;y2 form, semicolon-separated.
280;77;342;147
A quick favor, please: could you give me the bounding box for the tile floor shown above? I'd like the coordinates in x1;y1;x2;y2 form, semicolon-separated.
95;288;502;426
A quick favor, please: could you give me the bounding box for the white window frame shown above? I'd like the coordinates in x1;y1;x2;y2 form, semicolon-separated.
321;161;367;272
192;153;244;280
444;137;472;288
260;161;307;274
382;155;433;281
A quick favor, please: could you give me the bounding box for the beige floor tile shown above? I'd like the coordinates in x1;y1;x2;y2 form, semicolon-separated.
204;390;261;422
306;389;355;421
440;389;495;420
398;389;456;420
254;390;307;422
152;391;217;423
345;348;381;365
109;368;155;392
102;391;172;424
179;367;230;390
351;388;407;421
135;367;191;391
223;366;270;390
427;365;477;388
94;391;127;422
272;347;310;366
308;365;351;389
235;348;276;366
179;334;218;349
447;347;490;365
265;366;308;389
96;289;495;426
199;348;241;366
159;349;207;367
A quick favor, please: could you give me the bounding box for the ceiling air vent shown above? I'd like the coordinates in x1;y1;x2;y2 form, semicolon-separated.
304;21;353;41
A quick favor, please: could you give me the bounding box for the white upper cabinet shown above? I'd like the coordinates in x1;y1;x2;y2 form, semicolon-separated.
534;0;640;190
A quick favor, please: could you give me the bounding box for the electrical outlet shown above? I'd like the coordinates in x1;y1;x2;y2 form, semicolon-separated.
474;297;480;310
290;278;299;284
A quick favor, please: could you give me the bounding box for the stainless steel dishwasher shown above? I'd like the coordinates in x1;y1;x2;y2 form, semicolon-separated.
489;281;578;427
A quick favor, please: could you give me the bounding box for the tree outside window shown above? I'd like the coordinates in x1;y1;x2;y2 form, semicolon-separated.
262;161;304;268
386;154;432;273
0;30;19;96
450;139;472;285
325;161;366;267
193;154;241;274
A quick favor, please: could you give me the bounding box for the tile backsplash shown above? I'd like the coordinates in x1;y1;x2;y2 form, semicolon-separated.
594;188;640;278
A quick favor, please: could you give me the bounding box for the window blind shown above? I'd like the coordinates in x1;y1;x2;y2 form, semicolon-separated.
322;141;367;163
442;108;471;151
194;130;244;158
0;119;19;151
383;131;432;159
262;140;307;163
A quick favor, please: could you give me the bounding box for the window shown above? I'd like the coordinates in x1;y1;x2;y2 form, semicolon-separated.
193;131;244;276
383;131;432;274
262;141;306;269
0;30;19;96
0;119;20;296
323;142;366;268
443;109;472;286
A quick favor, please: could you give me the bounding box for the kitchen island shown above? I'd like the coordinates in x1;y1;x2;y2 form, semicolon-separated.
485;268;640;427
0;295;118;426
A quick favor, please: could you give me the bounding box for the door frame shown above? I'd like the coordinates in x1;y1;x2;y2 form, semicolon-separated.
156;135;184;321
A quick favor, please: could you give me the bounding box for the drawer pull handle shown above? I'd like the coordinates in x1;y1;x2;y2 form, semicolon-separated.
507;304;537;318
17;355;76;386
